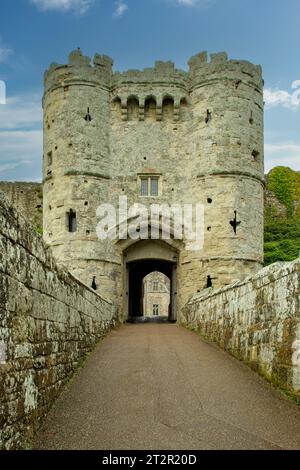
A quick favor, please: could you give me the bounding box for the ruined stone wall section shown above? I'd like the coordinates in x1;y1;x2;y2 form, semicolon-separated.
0;182;43;230
0;192;117;449
181;260;300;398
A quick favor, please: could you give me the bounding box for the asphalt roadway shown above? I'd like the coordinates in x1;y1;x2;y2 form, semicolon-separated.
34;324;300;450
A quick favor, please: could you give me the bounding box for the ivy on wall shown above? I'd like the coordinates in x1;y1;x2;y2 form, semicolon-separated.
264;167;300;265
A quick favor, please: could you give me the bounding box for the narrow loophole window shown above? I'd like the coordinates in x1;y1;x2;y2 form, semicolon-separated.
47;151;53;166
67;209;77;233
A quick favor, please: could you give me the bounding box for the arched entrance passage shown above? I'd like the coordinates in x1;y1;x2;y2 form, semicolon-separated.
128;259;175;321
122;240;178;322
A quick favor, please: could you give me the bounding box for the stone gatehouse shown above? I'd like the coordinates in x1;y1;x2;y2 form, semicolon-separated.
42;49;264;322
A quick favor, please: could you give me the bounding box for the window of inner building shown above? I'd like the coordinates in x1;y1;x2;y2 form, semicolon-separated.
153;281;159;292
67;209;77;233
153;304;159;316
140;176;159;197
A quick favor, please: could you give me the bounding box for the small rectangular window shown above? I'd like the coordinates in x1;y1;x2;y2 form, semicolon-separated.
153;281;159;292
153;304;159;316
140;176;160;197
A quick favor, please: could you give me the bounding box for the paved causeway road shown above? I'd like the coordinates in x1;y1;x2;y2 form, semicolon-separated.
34;324;300;450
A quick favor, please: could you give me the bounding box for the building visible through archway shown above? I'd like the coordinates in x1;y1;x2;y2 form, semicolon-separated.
123;240;178;322
143;272;170;318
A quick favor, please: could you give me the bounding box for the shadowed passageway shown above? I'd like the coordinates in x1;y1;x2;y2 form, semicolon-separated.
34;325;300;450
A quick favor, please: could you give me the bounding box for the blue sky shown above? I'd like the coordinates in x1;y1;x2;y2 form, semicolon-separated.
0;0;299;181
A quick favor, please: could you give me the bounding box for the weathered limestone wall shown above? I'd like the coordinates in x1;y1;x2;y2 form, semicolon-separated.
0;182;42;230
0;192;117;450
181;260;300;397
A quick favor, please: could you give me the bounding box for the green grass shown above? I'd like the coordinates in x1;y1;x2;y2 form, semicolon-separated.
35;226;43;235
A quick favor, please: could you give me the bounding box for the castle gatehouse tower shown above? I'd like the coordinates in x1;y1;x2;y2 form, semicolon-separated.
43;49;264;321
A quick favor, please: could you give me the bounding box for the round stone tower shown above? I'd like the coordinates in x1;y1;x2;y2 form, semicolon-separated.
180;51;264;300
43;49;119;300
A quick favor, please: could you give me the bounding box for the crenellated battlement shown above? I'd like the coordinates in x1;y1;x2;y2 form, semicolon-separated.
188;51;263;94
44;49;114;95
44;49;263;98
113;60;187;88
188;50;263;91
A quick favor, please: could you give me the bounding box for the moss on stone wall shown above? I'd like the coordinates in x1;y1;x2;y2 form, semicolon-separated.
0;192;117;449
182;259;300;402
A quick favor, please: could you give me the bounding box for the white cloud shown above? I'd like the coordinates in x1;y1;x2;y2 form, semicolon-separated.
0;163;19;174
169;0;215;6
0;93;42;129
264;81;300;110
0;92;43;180
113;0;128;18
0;130;43;178
265;144;300;155
265;143;300;172
0;40;13;64
30;0;94;14
176;0;201;4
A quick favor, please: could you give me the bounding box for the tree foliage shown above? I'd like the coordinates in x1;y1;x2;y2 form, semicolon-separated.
264;167;300;265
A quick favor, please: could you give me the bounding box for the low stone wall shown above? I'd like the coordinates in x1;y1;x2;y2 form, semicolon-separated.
0;192;117;449
181;261;300;398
